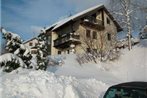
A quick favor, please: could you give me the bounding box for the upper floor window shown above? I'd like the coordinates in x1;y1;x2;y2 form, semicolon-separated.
86;29;91;38
31;50;37;54
93;31;97;39
107;33;111;41
29;42;33;46
107;17;110;24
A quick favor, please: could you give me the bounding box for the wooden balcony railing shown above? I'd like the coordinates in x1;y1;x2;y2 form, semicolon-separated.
54;33;80;47
81;18;105;30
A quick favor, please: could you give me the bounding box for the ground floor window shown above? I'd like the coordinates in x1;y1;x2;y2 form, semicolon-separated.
58;51;61;54
107;33;111;41
86;29;91;38
31;50;37;54
67;50;70;54
87;48;91;53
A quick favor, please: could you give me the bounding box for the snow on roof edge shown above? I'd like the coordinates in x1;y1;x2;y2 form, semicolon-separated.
45;4;104;31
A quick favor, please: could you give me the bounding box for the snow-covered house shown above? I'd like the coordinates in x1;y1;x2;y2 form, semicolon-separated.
23;37;38;55
43;5;122;55
140;25;147;39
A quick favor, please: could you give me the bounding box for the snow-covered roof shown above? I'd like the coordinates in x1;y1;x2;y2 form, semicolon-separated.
45;4;122;32
45;4;103;31
141;25;147;33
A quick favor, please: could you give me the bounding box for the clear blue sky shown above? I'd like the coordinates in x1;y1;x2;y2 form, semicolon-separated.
1;0;107;41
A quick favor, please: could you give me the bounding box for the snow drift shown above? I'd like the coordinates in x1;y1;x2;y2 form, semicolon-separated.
0;69;108;98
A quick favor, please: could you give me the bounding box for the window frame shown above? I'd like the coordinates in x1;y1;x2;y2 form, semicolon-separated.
107;33;111;41
107;17;110;24
92;31;97;39
29;42;33;46
86;29;91;38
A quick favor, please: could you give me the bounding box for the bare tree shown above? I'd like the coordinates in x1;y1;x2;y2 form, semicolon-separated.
109;0;147;50
79;30;99;63
78;27;119;63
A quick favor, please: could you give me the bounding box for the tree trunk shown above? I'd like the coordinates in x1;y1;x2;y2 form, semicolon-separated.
126;12;132;50
128;29;132;50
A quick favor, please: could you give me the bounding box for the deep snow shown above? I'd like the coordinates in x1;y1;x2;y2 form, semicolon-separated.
0;39;147;98
0;69;108;98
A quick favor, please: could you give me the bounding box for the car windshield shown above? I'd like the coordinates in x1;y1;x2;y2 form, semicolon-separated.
105;87;147;98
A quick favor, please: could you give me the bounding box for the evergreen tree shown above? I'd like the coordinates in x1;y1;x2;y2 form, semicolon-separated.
36;29;48;70
140;25;147;39
1;27;32;70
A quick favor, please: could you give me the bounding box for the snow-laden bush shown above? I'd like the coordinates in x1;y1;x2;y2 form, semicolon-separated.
105;49;120;61
0;53;26;72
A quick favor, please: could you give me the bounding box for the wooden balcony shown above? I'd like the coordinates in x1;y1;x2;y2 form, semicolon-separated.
54;33;81;48
81;19;105;31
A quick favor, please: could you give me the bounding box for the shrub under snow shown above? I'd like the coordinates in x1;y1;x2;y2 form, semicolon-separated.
0;53;26;72
0;28;32;72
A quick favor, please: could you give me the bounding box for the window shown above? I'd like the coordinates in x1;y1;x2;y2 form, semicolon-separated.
31;50;37;54
107;17;110;24
29;42;33;46
67;50;70;54
107;33;111;41
86;29;91;38
93;31;97;39
92;13;96;18
87;48;91;53
58;51;61;54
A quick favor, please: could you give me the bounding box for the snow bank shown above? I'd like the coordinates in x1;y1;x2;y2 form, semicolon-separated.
48;54;121;84
0;69;108;98
48;40;147;83
105;39;147;81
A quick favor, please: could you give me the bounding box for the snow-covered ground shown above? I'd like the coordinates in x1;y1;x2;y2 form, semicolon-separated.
0;39;147;98
0;69;108;98
108;39;147;81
